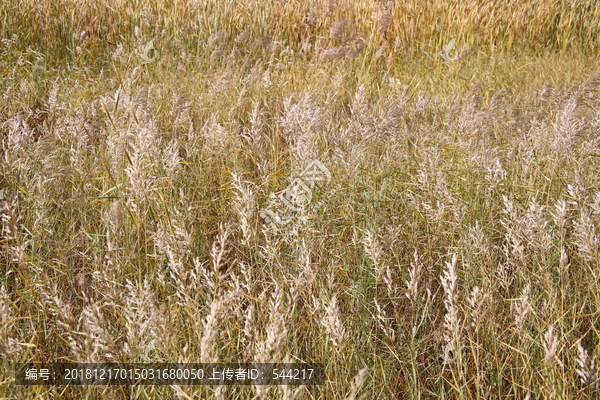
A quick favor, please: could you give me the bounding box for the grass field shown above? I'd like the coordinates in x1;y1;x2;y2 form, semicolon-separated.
2;0;600;398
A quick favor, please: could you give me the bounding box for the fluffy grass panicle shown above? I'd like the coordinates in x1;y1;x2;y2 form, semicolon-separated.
3;0;600;398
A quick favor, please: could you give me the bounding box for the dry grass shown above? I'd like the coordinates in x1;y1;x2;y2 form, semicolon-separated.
2;0;600;398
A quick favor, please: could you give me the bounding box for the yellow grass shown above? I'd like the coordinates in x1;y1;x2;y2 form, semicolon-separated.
2;0;600;398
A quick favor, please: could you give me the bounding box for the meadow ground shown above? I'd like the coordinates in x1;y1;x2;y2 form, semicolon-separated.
2;0;600;398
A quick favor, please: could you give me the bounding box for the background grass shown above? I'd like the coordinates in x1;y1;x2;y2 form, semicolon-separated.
2;0;600;398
